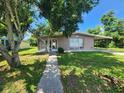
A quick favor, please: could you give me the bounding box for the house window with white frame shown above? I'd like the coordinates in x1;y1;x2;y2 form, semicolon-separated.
69;38;83;49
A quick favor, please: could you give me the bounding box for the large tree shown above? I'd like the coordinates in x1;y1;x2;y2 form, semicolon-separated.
101;11;124;47
101;11;117;36
36;0;99;37
87;26;102;35
0;0;33;67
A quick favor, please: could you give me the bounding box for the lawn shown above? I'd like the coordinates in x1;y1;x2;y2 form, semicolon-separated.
0;47;48;93
96;48;124;52
107;48;124;52
58;52;124;93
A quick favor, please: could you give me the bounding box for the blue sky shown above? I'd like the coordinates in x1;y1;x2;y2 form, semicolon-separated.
78;0;124;32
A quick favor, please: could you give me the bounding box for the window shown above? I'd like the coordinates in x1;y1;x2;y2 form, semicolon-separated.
69;38;83;49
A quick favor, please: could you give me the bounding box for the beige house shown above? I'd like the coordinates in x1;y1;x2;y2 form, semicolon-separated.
38;32;112;52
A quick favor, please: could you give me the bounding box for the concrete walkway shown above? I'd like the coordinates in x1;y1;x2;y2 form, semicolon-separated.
37;55;63;93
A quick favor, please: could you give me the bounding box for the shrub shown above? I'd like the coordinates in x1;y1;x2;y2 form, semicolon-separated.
58;47;64;54
108;41;116;48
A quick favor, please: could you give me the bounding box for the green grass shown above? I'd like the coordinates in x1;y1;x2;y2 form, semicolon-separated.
58;52;124;93
0;47;48;93
108;48;124;52
96;48;124;52
19;47;38;55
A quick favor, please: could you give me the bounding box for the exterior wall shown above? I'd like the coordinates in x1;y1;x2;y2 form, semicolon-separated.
72;34;94;50
57;36;69;50
39;34;95;52
38;37;69;51
83;35;94;49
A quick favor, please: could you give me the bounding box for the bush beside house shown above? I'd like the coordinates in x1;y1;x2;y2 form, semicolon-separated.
58;47;64;54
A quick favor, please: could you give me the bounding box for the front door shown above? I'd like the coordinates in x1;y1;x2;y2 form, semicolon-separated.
50;39;58;52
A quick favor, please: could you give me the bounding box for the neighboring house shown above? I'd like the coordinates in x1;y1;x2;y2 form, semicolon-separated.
0;36;19;50
38;32;112;52
0;36;30;49
0;36;10;49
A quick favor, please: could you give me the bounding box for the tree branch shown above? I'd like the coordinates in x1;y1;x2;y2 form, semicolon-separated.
5;0;19;31
5;0;23;48
0;44;11;57
14;0;20;30
0;20;7;26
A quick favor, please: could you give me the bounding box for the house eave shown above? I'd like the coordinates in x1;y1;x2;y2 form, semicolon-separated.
39;32;112;39
72;32;112;39
94;35;113;40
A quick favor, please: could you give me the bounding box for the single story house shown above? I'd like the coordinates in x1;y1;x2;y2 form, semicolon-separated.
38;32;112;52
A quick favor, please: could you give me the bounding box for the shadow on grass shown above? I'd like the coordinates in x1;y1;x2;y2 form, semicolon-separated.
20;52;48;57
32;52;48;56
58;52;124;93
0;56;5;62
20;51;48;56
0;59;46;93
19;48;33;52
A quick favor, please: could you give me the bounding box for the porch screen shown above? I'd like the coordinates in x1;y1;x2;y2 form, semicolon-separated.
69;38;83;49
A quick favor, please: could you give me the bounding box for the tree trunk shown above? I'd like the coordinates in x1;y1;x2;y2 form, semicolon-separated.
11;51;21;67
0;0;21;68
0;45;12;66
0;45;21;68
37;38;40;50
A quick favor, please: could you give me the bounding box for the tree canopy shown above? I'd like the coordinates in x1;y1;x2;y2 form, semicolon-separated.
0;0;33;67
101;11;124;47
87;26;102;35
36;0;99;37
0;0;33;37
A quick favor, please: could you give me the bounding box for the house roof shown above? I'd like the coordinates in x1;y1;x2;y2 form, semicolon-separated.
73;32;112;39
40;32;112;39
